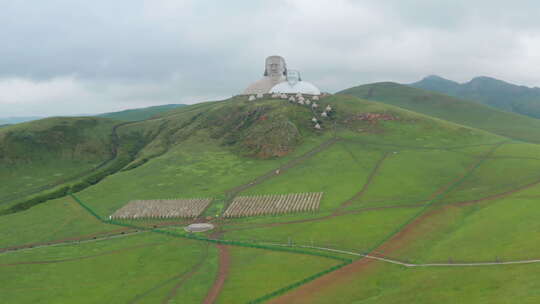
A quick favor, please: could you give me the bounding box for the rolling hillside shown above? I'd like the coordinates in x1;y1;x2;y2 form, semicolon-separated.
97;104;186;121
411;75;540;119
0;117;119;207
338;82;540;143
3;94;540;303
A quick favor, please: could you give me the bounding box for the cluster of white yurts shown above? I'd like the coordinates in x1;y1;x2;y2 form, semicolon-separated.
243;55;332;129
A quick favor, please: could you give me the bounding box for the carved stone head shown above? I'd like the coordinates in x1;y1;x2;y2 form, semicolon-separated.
264;55;287;78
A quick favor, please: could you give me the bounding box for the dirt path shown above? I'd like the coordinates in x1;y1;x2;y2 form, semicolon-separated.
0;242;163;267
452;178;540;207
334;151;389;212
224;138;340;197
202;232;231;304
125;240;208;304
0;228;136;254
0;219;189;254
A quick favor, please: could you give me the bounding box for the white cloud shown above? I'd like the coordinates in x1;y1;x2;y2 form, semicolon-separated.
0;76;224;116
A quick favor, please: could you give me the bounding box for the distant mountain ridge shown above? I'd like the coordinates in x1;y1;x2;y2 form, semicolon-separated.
0;116;44;125
338;82;540;144
0;104;187;126
410;75;540;119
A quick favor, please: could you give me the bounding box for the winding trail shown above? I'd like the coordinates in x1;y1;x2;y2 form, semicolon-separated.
203;232;231;304
0;242;163;267
0;219;190;254
161;243;210;304
452;178;540;207
334;151;390;212
224;138;340;197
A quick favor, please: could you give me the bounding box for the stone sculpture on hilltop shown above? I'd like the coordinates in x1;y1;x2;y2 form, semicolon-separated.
243;55;321;96
243;55;287;95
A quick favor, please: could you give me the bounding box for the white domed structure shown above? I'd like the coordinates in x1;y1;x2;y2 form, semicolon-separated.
270;70;321;96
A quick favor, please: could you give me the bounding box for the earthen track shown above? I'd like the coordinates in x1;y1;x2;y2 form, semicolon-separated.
125;241;209;304
224;137;340;198
156;243;210;304
0;242;165;267
334;151;390;212
202;232;230;304
0;219;190;254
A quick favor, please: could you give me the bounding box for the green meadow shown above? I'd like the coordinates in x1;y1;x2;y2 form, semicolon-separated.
3;92;540;303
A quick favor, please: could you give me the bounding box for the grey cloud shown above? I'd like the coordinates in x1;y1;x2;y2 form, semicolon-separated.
2;0;540;116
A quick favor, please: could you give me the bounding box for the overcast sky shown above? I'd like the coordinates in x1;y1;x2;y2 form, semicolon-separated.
2;0;540;116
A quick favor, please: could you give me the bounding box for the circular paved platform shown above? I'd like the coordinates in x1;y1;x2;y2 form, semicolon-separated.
184;223;215;233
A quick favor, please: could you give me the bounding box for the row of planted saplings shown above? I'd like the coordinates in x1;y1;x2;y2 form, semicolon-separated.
109;198;212;220
223;192;323;218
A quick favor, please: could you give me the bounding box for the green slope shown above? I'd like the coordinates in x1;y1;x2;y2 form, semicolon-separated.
97;104;186;121
338;82;540;143
0;117;118;205
5;94;540;303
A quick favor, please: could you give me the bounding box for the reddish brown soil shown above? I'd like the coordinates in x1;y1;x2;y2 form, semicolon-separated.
269;258;377;304
202;243;230;304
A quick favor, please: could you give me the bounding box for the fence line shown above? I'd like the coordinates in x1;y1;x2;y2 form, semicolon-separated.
261;242;540;268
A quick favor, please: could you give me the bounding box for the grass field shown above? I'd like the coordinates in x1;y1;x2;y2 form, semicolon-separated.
0;196;115;248
240;141;381;212
379;181;540;263
216;246;340;304
223;207;423;252
4;93;540;303
0;117;117;205
0;233;217;304
283;260;540;304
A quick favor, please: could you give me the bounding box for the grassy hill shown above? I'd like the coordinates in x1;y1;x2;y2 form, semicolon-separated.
97;104;186;121
0;117;119;206
3;94;540;303
411;75;540;119
338;82;540;144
